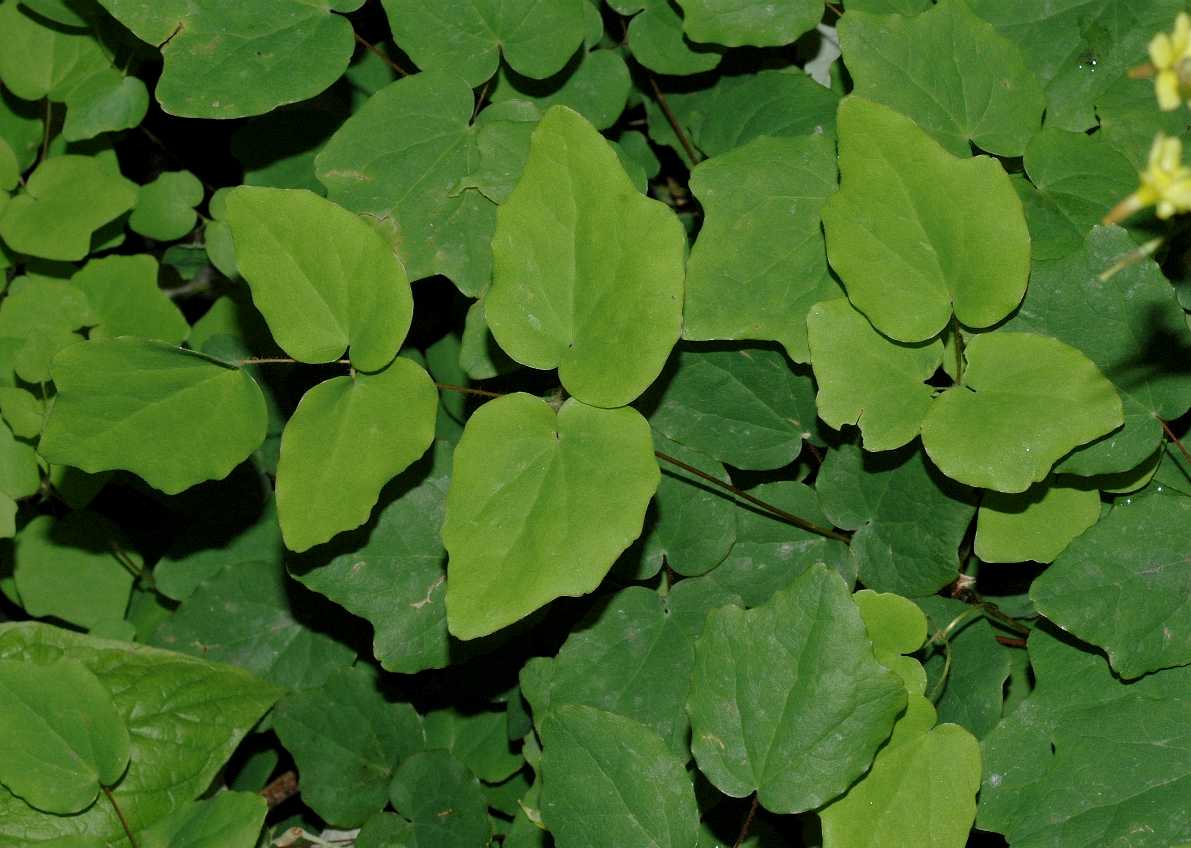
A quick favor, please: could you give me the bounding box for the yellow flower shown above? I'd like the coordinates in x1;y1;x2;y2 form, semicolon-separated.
1103;133;1191;224
1149;12;1191;110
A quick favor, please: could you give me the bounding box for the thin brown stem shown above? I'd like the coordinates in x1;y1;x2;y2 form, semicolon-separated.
1160;418;1191;466
39;99;52;164
354;31;409;76
261;770;300;809
435;382;504;398
951;316;965;384
732;795;759;848
825;1;843;16
472;79;491;121
654;450;851;543
648;77;702;166
995;635;1028;648
103;786;138;848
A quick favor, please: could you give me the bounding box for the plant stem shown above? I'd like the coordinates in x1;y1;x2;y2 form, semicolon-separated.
39;99;52;164
103;786;138;848
353;31;409;76
951;315;964;385
654;450;851;543
1159;418;1191;466
732;795;759;848
261;770;299;808
825;1;843;16
648;77;702;166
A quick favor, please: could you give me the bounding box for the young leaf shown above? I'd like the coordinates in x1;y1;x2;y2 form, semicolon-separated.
129;170;204;241
380;0;586;87
675;0;823;48
273;666;425;827
0;3;108;102
487;106;685;408
608;0;722;76
975;478;1100;563
807;299;944;451
920;332;1123;492
821;96;1030;342
684;135;838;362
224;186;413;372
71;255;189;344
490;49;632;132
1030;493;1191;679
0;275;94;384
839;0;1045;157
388;750;491;848
0;657;130;814
39;340;268;495
61;73;150;143
96;0;365;118
688;564;906;813
443;394;658;639
276;357;437;552
424;708;522;784
0;155;137;261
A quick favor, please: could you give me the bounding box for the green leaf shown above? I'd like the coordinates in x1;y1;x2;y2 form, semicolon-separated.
819;694;982;848
225;186;413;372
97;0;365;118
0;621;280;847
966;0;1184;131
39;339;268;495
0;657;130;814
231;108;341;195
855;588;929;692
821;96;1030;342
609;0;722;76
389;751;491;848
688;564;906;812
807;299;944;451
316;72;535;296
486;106;685;408
380;0;585;87
0;89;43;173
521;581;736;755
920;332;1123;493
1003;227;1191;476
839;0;1045;157
0;155;137;261
684;135;838;362
490;49;631;131
977;626;1191;848
276;357;436;552
0;3;109;102
540;705;700;848
1096;74;1189;169
675;0;823;47
646;345;821;471
818;442;977;596
424;708;522;784
150;559;356;690
1030;493;1191;679
130;170;204;241
0;274;94;384
274;666;425;827
13;513;135;629
71;255;189;344
0;419;39;500
975;477;1100;563
138;791;266;848
845;0;931;11
62;72;150;142
0;388;43;439
17;0;91;27
292;442;470;675
443;394;658;639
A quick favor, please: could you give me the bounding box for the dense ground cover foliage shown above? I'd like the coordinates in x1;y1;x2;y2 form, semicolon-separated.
0;0;1189;846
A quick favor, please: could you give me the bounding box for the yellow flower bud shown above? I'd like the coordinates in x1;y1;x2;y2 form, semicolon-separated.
1103;133;1191;224
1148;12;1191;111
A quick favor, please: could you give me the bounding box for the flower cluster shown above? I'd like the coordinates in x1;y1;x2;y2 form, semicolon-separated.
1149;12;1191;111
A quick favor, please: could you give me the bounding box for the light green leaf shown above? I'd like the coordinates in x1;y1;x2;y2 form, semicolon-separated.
274;666;425;827
491;49;630;131
821;96;1030;342
807;299;944;451
540;705;700;848
17;0;91;27
276;357;436;552
316;72;535;296
0;274;94;384
0;3;109;102
1030;493;1191;679
388;751;491;848
0;89;43;173
684;135;837;362
39;339;267;494
0;388;43;439
839;0;1045;157
62;72;149;142
675;0;823;47
381;0;585;87
97;0;366;118
977;627;1191;848
487;106;685;408
1003;227;1191;476
975;478;1100;563
424;708;522;784
817;442;978;596
459;297;517;381
608;0;722;75
966;0;1184;132
225;186;413;372
0;621;280;847
130;170;204;241
0;419;39;500
443;394;658;639
71;255;189;344
855;588;928;692
150;559;356;690
138;791;266;848
646;345;821;471
0;155;137;261
291;442;472;675
688;564;906;812
819;695;981;848
920;332;1122;493
14;513;135;629
0;657;129;814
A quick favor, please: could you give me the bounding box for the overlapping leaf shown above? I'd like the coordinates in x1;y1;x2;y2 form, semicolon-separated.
71;255;189;344
975;477;1100;563
675;0;823;47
